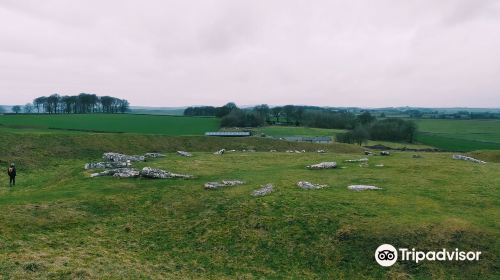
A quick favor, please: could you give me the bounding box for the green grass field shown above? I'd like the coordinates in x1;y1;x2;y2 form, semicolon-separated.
0;114;219;135
0;130;498;279
415;119;500;151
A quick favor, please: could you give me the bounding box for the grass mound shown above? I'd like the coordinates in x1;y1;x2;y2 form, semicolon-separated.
0;131;498;279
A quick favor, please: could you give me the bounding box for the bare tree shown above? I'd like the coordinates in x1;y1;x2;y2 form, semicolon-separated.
12;105;22;114
119;99;130;113
24;103;34;113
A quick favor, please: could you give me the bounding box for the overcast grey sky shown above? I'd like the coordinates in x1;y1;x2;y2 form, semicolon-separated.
1;0;499;107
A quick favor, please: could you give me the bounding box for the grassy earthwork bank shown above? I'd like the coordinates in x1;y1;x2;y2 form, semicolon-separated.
250;126;346;137
0;132;359;170
0;128;498;279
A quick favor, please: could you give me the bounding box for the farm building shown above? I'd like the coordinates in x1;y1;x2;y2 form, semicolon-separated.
205;131;251;137
282;136;332;144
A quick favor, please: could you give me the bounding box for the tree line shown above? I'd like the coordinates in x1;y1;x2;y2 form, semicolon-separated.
185;103;417;143
184;103;238;118
186;103;366;129
336;116;417;145
11;93;130;114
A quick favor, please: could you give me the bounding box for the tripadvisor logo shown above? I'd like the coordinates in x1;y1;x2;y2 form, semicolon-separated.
374;244;482;267
375;244;398;267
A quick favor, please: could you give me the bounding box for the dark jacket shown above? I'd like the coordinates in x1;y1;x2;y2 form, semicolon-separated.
7;167;16;177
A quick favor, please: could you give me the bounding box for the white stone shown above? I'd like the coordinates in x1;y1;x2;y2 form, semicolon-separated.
214;149;225;155
452;154;486;164
103;152;145;162
91;168;140;178
144;153;165;158
85;161;131;170
252;184;274;196
306;162;337;169
297;181;327;189
204;180;245;189
177;151;192;157
140;167;193;179
347;185;382;191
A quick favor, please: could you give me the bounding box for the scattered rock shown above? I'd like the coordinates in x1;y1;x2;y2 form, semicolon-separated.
221;180;245;186
364;151;373;156
85;161;131;170
344;158;369;163
306;162;337;169
144;153;165;159
90;166;192;179
317;150;326;153
214;149;225;155
204;182;224;189
412;154;422;158
375;164;384;167
380;151;391;156
177;151;192;157
252;184;274;196
297;181;327;189
452;154;486;164
286;150;294;153
270;149;277;152
359;162;369;168
204;180;245;189
347;185;382;191
91;168;140;178
140;167;193;179
295;150;301;153
103;152;145;162
113;169;141;178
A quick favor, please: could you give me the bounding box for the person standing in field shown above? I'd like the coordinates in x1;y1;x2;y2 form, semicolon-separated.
7;163;16;187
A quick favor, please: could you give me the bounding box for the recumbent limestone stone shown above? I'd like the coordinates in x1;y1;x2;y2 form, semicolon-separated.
306;162;337;169
297;181;327;189
252;184;274;197
103;152;145;162
452;154;486;164
177;151;193;157
85;161;131;170
140;167;193;179
347;185;382;191
204;180;245;189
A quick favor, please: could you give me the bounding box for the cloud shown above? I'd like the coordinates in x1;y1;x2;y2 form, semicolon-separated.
0;0;499;107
